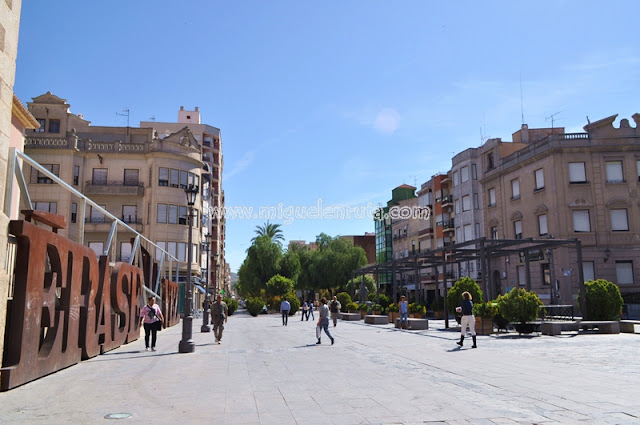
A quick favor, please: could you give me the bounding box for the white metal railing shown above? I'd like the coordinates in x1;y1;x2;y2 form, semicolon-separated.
4;148;184;301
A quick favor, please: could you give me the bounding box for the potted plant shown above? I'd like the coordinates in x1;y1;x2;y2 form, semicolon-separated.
578;279;623;320
472;302;498;335
409;302;426;318
446;277;484;320
387;302;399;323
346;302;359;313
372;303;383;315
358;302;368;319
496;288;545;334
430;298;445;319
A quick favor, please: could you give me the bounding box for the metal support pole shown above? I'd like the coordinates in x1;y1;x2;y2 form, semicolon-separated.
201;235;211;332
576;240;587;320
443;248;449;329
179;186;197;353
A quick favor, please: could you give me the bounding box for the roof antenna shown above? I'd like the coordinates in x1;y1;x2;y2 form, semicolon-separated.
520;73;525;125
149;115;156;122
116;109;130;127
545;111;561;131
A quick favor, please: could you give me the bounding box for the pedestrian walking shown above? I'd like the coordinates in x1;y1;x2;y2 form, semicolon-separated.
399;295;409;329
315;297;334;345
456;291;477;348
329;296;341;327
211;294;228;344
280;297;291;326
140;296;164;352
307;300;314;320
301;301;308;321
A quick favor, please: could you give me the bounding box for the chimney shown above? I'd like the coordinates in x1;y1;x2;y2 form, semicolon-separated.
521;124;529;144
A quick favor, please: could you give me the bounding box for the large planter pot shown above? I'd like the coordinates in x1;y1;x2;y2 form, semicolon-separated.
433;310;445;320
493;315;509;332
411;313;423;319
513;322;540;334
373;310;382;315
360;311;367;319
475;316;494;335
388;312;398;323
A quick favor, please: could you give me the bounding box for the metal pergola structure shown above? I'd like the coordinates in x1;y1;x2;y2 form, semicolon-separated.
354;236;587;327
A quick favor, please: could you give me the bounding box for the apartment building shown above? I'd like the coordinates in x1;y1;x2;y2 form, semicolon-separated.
23;93;226;306
482;116;640;302
339;233;376;265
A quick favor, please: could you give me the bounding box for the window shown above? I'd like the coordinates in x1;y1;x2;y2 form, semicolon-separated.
463;224;472;242
167;242;177;259
454;200;460;214
168;205;178;224
488;188;496;207
177;242;186;262
73;165;79;185
158;167;169;186
35;201;57;214
71;203;77;223
473;193;479;210
487;152;495;170
569;162;586;183
538;214;548;236
491;226;498;239
514;220;522;239
124;169;139;186
179;206;188;225
30;164;59;184
615;261;634;284
48;119;60;133
610;209;629;231
155;241;166;261
90;205;106;223
471;164;477;180
583;261;595;282
573;210;591;232
453;171;459;186
181;170;189;189
157;204;167;223
120;242;132;262
89;242;104;257
35;118;45;132
535;169;544;190
461;166;469;182
475;223;480;239
541;263;550;285
517;266;526;285
511;179;520;199
122;205;137;223
170;168;179;188
605;160;624;183
92;168;107;185
637;160;640;182
462;195;471;211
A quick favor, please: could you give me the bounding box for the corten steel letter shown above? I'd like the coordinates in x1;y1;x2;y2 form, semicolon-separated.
79;254;106;360
110;263;143;347
1;220;89;390
161;279;180;327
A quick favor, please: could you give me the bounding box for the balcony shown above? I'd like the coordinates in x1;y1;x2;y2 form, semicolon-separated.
441;195;453;206
85;181;144;196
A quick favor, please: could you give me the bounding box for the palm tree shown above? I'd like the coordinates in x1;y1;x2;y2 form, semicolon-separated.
251;221;284;245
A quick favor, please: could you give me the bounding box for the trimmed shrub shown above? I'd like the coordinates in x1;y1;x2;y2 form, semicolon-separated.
496;288;544;323
472;302;498;318
446;277;483;316
358;303;369;312
345;302;359;312
371;303;382;312
378;294;391;310
336;292;352;312
579;279;623;320
223;298;239;315
387;302;399;312
285;293;300;316
246;297;265;316
430;297;444;312
265;274;294;297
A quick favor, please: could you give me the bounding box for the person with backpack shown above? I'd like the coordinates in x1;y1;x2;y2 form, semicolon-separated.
315;297;334;345
140;296;164;352
330;296;341;327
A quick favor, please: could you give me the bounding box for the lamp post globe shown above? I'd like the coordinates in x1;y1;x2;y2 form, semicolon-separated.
179;184;199;353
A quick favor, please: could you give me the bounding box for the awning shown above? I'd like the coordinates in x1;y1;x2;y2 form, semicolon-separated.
194;284;206;294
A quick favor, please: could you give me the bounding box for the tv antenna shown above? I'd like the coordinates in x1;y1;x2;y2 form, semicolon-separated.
149;115;156;122
545;111;561;131
520;73;525;125
410;175;418;187
116;109;130;127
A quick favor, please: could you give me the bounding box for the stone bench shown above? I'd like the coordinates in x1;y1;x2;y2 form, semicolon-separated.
394;318;429;330
364;315;389;325
541;321;580;336
579;321;620;334
620;320;640;333
340;312;361;321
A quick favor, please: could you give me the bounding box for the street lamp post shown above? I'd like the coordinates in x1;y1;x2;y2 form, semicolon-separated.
179;184;198;353
201;233;211;332
213;252;219;296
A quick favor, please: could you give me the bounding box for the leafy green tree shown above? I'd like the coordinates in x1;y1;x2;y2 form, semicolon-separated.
346;275;376;300
280;248;301;284
336;292;352;312
266;274;294;297
311;235;367;293
246;297;265;316
446;277;483;316
252;221;284;246
237;235;282;297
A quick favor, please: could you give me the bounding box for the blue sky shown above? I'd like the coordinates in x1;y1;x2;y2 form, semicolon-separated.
14;1;640;272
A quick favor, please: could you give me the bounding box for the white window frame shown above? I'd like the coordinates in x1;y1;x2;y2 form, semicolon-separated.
517;266;526;285
462;195;471;211
605;160;624;183
157;204;167;223
535;168;544;190
538;214;548;236
615;261;634;285
453;171;459;186
463;224;472;242
511;179;520;199
572;210;591;232
514;220;523;239
488;188;496;206
461;166;469;183
569;162;586;183
583;261;595;283
473;193;479;210
610;209;629;231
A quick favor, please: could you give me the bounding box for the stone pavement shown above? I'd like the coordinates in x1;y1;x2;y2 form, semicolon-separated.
0;311;639;425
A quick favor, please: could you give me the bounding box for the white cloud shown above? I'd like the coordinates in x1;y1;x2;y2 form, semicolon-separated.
374;107;401;134
224;149;256;180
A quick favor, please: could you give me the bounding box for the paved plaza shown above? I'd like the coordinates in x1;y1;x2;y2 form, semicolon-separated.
0;311;639;425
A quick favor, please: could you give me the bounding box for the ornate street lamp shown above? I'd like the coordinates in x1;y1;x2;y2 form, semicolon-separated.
179;184;198;353
201;233;212;332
